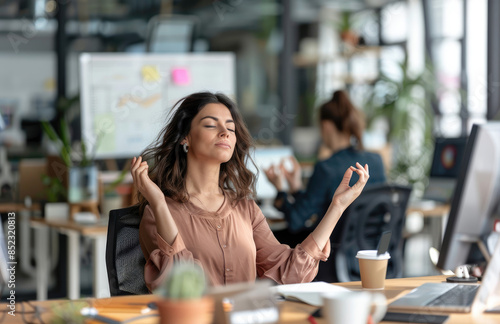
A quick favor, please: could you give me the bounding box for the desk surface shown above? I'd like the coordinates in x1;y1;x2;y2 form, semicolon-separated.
0;202;41;213
3;276;498;323
407;202;451;217
30;217;108;236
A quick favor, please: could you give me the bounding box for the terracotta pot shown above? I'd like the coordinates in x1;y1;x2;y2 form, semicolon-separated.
156;297;214;324
340;30;359;47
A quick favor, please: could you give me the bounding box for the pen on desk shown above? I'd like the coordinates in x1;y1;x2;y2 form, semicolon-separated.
91;304;153;314
308;314;318;324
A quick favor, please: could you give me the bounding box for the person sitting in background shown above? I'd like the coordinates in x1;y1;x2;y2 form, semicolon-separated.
132;92;370;291
265;90;386;235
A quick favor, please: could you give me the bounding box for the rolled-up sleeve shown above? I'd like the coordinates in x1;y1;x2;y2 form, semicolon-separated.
139;205;195;292
251;202;330;284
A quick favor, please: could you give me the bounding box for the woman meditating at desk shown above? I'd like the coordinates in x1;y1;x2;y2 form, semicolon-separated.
131;92;369;291
265;90;386;237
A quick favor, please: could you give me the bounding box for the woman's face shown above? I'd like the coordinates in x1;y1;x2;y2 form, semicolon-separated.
185;103;237;163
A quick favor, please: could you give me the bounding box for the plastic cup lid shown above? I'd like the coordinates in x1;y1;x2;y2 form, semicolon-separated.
356;250;391;260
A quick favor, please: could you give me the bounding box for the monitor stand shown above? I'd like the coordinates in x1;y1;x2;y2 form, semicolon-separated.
446;239;491;283
446;275;478;283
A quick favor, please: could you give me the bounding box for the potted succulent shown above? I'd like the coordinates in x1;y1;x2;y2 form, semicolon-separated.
155;261;214;324
49;301;87;324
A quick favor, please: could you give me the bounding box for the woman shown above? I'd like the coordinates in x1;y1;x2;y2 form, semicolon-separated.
265;90;386;234
131;92;369;291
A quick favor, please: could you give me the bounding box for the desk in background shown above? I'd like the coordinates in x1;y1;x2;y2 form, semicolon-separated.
0;203;41;214
407;201;451;250
30;218;109;301
4;275;499;323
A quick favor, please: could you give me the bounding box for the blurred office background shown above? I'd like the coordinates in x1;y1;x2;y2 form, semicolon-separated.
1;0;499;300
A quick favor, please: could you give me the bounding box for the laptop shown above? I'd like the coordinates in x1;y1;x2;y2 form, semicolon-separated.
389;240;500;314
421;137;468;203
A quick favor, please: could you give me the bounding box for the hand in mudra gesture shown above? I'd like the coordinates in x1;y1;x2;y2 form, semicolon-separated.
131;156;165;206
332;162;370;211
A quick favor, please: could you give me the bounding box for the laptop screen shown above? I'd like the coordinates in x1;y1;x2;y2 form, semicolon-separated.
429;137;468;179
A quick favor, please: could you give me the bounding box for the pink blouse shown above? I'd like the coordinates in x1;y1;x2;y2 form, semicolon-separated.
139;193;330;291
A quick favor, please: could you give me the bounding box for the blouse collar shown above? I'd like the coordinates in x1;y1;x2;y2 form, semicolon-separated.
182;190;232;218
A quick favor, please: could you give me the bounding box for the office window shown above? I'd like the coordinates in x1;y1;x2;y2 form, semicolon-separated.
381;2;408;44
465;0;487;121
425;0;487;136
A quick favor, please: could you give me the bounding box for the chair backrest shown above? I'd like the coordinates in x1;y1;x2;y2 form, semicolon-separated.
315;183;412;283
106;205;149;295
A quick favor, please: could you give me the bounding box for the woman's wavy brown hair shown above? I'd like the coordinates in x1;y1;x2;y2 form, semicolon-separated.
319;90;365;150
137;92;256;214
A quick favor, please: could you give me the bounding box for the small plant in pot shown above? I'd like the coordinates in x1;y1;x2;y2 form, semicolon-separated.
337;11;360;48
155;261;214;324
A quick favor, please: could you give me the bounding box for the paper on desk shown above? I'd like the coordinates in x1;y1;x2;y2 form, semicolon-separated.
269;281;350;307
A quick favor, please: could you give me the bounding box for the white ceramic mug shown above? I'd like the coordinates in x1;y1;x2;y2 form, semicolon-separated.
322;291;387;324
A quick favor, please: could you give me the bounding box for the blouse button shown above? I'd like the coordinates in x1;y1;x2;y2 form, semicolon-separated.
223;245;227;248
226;268;230;272
217;225;221;229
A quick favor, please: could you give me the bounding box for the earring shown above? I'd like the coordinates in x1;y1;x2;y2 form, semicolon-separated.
183;143;188;153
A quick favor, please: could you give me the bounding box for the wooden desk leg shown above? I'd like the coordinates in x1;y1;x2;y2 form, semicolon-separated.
34;224;49;301
20;211;36;276
92;235;110;298
64;230;80;300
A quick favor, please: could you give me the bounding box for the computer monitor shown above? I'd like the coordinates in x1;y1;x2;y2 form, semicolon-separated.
437;122;500;271
429;137;468;179
423;137;468;202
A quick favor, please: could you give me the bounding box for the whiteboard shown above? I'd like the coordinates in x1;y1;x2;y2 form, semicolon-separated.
80;52;235;159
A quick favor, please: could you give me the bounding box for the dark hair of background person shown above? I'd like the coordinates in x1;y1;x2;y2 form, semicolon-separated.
137;92;257;215
319;90;366;150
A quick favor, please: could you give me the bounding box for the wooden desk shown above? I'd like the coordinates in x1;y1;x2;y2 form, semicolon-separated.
0;202;41;213
4;276;499;323
407;203;450;218
30;218;109;301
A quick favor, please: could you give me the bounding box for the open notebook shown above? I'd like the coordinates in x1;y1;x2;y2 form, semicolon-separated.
269;281;350;307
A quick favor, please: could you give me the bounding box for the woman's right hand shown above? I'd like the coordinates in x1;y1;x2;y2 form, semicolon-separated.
280;156;302;193
131;156;165;206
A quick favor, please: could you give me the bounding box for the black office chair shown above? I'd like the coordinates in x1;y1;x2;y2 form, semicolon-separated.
106;205;149;295
315;183;412;283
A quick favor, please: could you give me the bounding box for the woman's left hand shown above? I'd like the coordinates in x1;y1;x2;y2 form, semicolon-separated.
331;162;370;211
264;164;283;191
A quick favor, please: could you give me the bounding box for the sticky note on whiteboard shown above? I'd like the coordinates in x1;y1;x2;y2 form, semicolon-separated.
172;68;190;85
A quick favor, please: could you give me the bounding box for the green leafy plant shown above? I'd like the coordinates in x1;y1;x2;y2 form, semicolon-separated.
41;94;98;168
41;174;67;202
338;11;354;33
335;11;361;47
41;95;101;202
157;261;207;300
365;53;437;189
